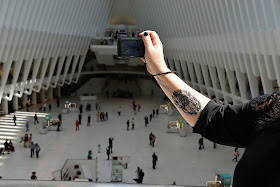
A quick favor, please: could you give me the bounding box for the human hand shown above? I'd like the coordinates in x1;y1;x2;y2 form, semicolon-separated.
139;31;170;75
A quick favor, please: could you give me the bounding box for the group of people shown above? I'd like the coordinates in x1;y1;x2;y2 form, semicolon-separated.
97;111;108;122
126;118;135;130
2;139;14;154
144;109;159;127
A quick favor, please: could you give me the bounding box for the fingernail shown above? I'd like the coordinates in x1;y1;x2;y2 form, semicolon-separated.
144;32;148;36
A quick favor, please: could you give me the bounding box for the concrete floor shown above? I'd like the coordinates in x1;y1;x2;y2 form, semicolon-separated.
0;95;244;186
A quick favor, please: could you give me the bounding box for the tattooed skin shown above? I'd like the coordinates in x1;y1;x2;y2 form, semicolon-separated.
172;89;202;115
156;76;202;115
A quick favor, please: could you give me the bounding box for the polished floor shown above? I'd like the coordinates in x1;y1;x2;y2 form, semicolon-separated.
0;95;244;186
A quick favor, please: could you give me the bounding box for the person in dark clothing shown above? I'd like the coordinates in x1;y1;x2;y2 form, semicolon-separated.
57;120;61;131
79;105;83;114
88;150;92;159
138;104;141;112
4;139;9;154
34;114;39;124
149;113;152;122
144;115;149;127
199;136;204;150
13;115;16;125
31;172;37;180
152;109;155;117
56;98;60;107
126;120;130;131
138;169;144;183
152;152;158;169
108;138;114;153
58;114;62;121
140;30;280;187
87;115;91;126
213;143;217;149
106;147;110;160
48;104;52;111
78;114;82;124
156;109;159;116
26;103;29;112
105;112;108;120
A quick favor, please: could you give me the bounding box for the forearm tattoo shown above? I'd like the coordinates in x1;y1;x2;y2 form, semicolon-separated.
155;76;202;115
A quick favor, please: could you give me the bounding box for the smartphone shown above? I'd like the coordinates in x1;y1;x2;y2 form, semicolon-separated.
117;36;145;58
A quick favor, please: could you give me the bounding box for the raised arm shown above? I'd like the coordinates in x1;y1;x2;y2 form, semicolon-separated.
139;31;210;127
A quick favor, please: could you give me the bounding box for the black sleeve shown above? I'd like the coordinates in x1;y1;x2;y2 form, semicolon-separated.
193;100;257;148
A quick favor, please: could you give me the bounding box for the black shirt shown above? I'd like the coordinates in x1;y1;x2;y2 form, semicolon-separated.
193;93;280;187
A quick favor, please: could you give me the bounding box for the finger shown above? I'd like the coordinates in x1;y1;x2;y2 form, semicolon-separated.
139;30;161;46
141;32;154;50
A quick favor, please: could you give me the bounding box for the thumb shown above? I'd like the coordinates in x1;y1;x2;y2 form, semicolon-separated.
141;32;153;50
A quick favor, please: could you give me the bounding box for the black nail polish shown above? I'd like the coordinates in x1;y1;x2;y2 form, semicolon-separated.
144;32;148;36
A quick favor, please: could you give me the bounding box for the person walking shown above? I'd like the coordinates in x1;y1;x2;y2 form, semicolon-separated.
48;103;52;112
106;146;110;160
233;147;239;162
56;97;60;107
26;103;29;112
58;114;62;121
131;118;135;130
29;133;33;147
88;150;92;159
35;143;40;158
144;115;149;127
79;105;83;114
30;142;35;158
57;120;61;131
138;104;141;112
149;113;152;122
118;107;121;116
149;132;153;146
151;134;156;147
78;114;82;125
126;120;130;131
25;121;29;132
199;136;205;150
43;103;46;112
152;152;158;169
24;134;29;148
34;114;39;124
87;115;91;126
153;109;155;117
156;109;159;116
98;144;101;153
13;115;16;125
109;138;114;153
105;112;108;120
75;120;79;131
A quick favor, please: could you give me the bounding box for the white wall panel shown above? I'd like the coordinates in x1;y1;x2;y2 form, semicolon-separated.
0;0;113;104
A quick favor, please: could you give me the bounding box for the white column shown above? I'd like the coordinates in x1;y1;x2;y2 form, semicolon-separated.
32;92;37;105
13;96;18;111
2;99;9;115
